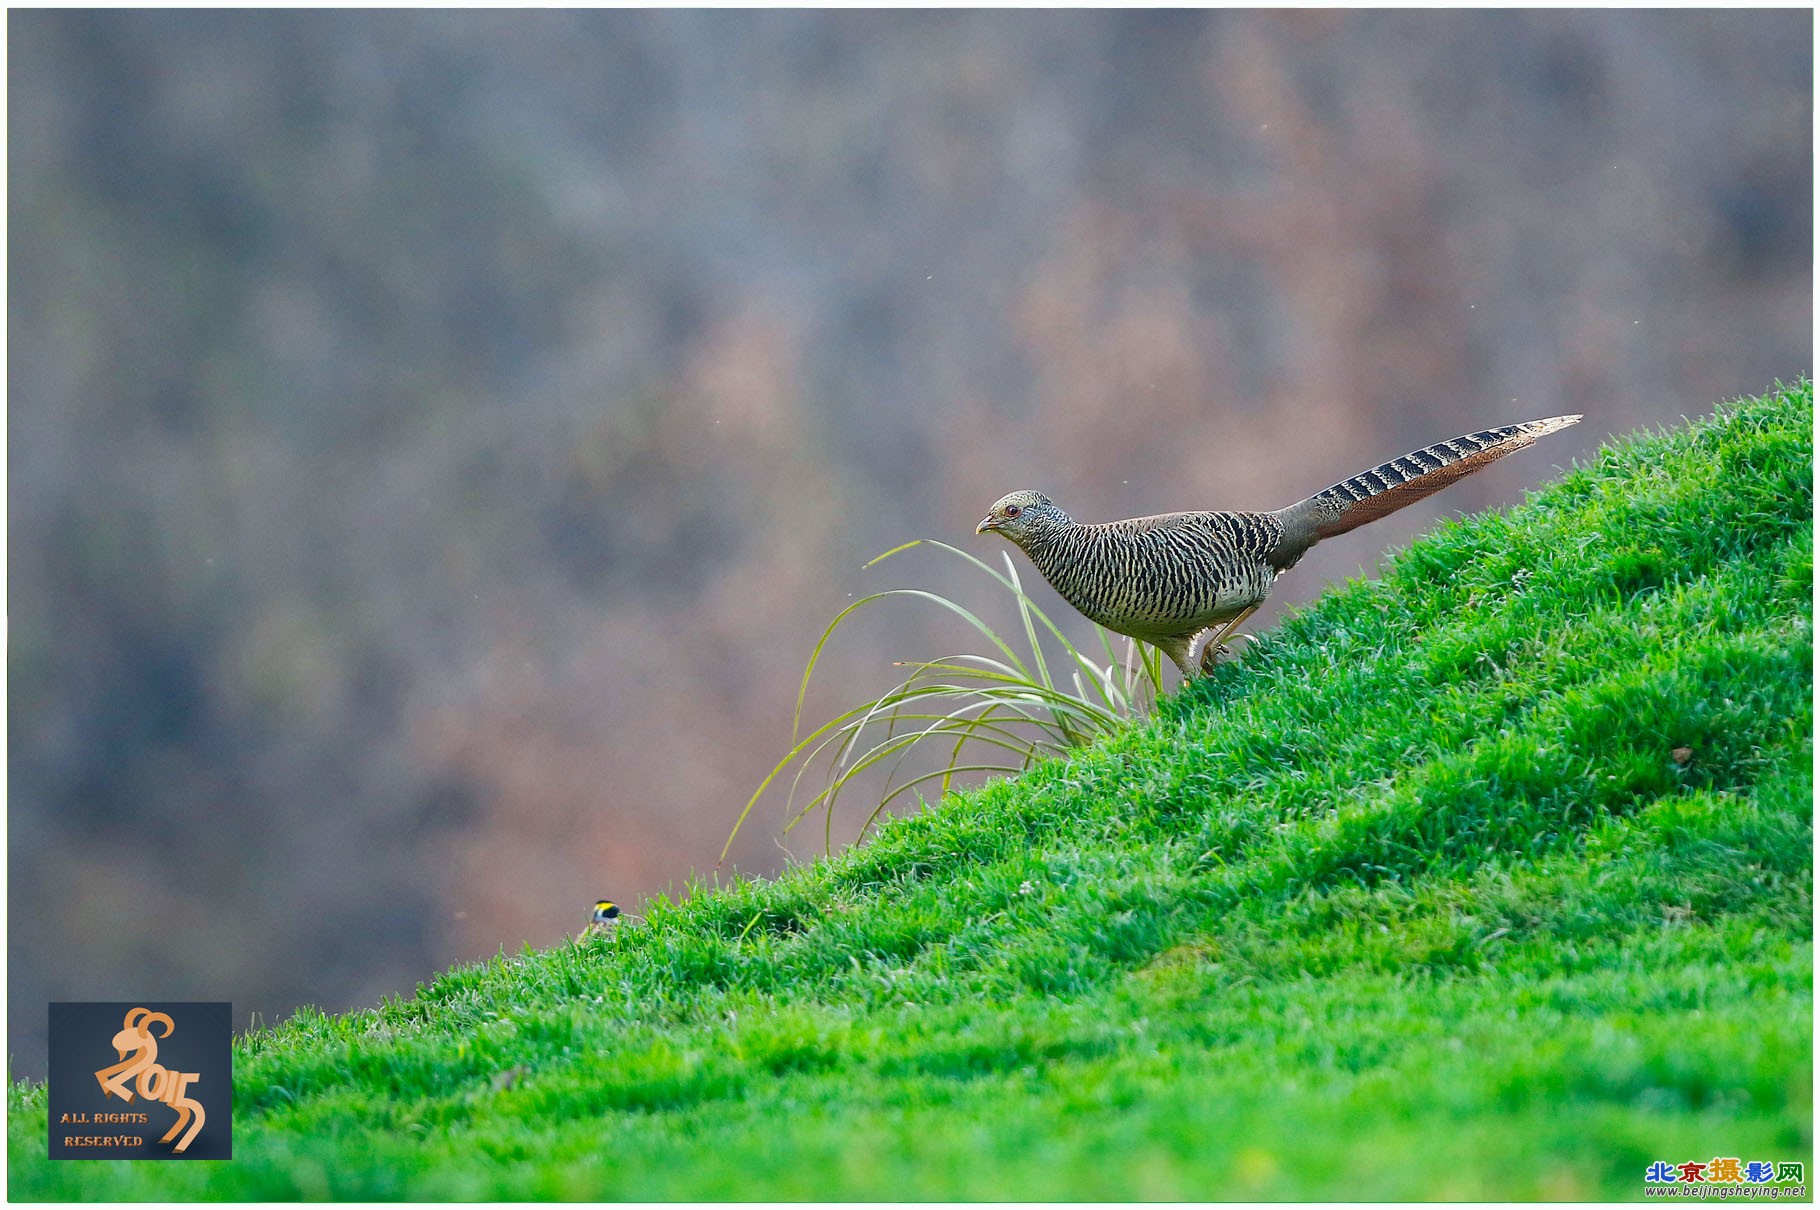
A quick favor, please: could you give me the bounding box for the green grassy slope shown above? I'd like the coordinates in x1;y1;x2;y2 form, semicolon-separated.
10;382;1811;1201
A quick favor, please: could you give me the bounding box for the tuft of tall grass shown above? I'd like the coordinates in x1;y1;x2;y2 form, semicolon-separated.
723;539;1167;861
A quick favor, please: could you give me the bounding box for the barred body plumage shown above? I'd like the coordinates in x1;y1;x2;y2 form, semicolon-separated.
977;414;1579;678
1019;510;1284;639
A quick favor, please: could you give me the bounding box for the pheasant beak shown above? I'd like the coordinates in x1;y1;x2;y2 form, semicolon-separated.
975;515;1000;534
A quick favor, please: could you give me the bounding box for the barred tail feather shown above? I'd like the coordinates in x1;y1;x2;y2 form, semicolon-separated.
1270;414;1580;562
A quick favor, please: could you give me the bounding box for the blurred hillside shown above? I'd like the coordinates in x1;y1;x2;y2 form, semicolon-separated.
7;9;1810;1077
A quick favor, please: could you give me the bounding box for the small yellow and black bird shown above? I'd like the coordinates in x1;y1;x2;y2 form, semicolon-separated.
978;415;1579;678
579;898;622;941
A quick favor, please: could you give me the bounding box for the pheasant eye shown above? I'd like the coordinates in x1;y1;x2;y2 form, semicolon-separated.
1004;504;1022;518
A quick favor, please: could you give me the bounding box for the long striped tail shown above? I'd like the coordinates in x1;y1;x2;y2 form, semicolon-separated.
1269;414;1580;564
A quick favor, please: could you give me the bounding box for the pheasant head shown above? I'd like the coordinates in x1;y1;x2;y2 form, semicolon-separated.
976;490;1070;549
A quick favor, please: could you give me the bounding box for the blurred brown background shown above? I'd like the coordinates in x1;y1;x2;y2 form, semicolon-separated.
8;10;1810;1078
